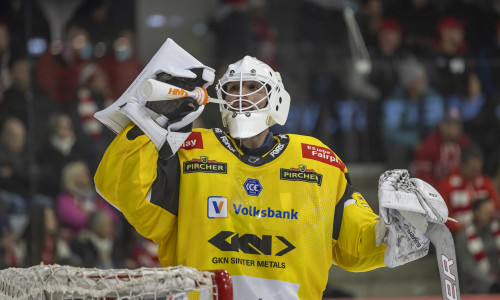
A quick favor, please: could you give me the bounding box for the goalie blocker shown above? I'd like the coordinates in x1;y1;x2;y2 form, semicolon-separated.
376;169;460;300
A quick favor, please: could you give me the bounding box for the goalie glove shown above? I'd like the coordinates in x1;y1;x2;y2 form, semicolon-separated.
119;67;214;159
376;169;451;268
145;67;212;132
95;38;215;135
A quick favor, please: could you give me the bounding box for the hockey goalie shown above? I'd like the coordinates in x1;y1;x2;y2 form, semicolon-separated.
94;39;460;300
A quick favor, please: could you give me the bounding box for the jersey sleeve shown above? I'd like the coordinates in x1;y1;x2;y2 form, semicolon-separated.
94;122;180;244
331;177;386;272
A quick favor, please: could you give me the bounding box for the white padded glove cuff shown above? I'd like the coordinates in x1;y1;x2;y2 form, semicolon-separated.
119;100;169;150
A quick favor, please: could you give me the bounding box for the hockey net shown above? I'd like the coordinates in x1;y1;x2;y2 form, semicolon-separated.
0;264;233;300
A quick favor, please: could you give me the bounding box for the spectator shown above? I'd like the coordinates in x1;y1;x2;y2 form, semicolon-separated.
445;0;497;52
447;73;486;126
446;73;500;176
36;24;93;109
97;29;143;100
0;56;56;145
384;0;440;55
0;202;20;268
414;112;470;188
70;0;116;50
427;16;476;101
494;160;500;198
21;205;73;266
36;113;95;198
76;63;112;144
71;210;117;269
0;118;30;214
382;59;444;169
56;160;118;241
365;18;415;160
0;57;30;125
455;198;500;294
70;0;135;54
0;20;11;102
439;144;500;234
368;18;415;101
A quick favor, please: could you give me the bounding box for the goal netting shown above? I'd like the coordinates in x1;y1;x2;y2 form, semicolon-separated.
0;264;233;300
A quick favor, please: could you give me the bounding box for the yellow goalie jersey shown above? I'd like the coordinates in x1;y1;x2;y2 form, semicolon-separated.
95;124;386;300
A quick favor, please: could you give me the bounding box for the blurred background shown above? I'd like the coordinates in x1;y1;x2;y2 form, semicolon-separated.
0;0;499;298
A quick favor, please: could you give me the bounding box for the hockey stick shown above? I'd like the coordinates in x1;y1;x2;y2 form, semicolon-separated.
425;223;461;300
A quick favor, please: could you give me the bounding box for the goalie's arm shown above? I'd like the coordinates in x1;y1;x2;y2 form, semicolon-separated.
94;122;179;244
332;181;387;272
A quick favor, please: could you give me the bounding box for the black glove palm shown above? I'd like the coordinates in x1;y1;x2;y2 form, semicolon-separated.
146;68;209;132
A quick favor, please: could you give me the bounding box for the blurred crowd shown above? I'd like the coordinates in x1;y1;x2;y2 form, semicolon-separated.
0;0;161;272
0;0;499;297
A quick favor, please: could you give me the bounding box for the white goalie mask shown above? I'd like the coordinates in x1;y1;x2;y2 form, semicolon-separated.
216;56;290;139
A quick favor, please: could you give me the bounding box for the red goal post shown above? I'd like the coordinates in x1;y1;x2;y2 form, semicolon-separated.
0;264;233;300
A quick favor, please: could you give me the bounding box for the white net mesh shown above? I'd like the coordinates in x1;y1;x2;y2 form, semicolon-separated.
0;264;223;300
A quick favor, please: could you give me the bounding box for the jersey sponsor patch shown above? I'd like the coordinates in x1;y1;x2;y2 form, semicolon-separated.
183;156;227;174
280;165;323;186
207;196;228;218
243;178;263;196
233;204;298;220
301;143;345;170
180;131;203;150
268;139;286;158
209;231;295;256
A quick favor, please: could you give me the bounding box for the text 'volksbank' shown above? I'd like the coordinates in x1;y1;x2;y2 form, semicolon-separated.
233;204;298;220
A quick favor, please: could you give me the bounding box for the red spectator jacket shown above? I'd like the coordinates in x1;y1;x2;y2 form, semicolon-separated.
438;168;500;233
414;129;470;188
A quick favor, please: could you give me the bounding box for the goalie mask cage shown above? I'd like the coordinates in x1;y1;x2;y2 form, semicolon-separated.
0;264;233;300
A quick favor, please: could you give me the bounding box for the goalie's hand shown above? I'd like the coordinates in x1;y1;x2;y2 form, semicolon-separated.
378;169;449;231
118;66;214;159
146;67;214;132
375;169;451;268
